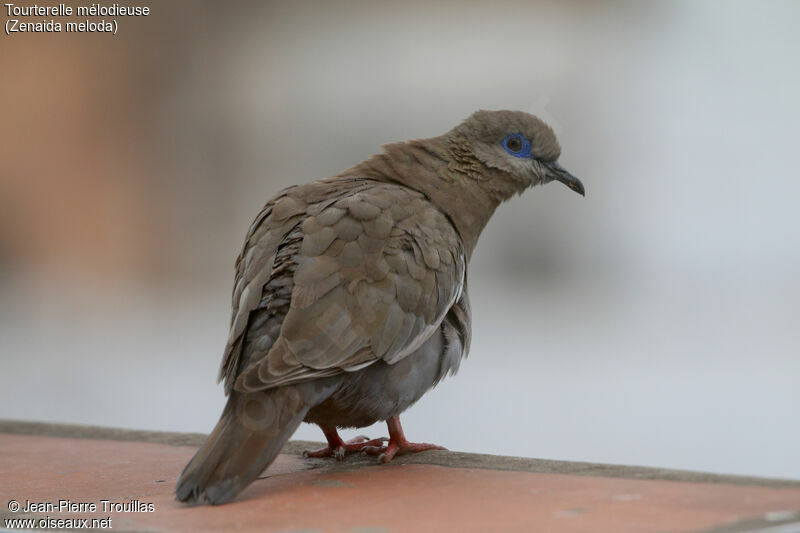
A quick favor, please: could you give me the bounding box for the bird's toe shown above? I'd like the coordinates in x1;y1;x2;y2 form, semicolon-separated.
302;446;334;458
362;445;388;457
374;441;447;464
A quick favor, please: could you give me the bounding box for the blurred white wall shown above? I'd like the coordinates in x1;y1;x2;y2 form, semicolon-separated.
1;0;798;479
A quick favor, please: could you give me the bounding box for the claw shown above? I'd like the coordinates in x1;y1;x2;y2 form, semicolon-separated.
333;446;346;461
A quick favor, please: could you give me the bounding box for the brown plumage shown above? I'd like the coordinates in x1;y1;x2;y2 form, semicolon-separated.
176;110;584;505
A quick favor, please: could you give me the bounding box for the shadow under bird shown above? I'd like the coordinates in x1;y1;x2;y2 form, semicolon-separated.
176;110;585;504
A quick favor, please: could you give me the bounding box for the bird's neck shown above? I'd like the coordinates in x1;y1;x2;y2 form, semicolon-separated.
345;136;520;259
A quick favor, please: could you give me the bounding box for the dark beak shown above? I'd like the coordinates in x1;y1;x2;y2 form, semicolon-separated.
546;161;585;196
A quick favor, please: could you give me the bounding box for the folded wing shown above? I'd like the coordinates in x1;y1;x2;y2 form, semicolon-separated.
218;178;466;394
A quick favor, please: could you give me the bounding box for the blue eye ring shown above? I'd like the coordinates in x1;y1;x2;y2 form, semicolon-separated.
502;133;532;158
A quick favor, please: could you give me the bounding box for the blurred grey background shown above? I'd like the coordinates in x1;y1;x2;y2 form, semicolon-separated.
1;0;798;479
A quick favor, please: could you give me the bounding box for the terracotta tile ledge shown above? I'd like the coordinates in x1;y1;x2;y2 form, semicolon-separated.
1;419;798;533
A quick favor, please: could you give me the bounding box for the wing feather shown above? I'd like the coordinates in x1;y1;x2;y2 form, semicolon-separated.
220;178;466;394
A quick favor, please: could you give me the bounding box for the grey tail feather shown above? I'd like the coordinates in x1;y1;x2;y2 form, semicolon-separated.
175;386;315;505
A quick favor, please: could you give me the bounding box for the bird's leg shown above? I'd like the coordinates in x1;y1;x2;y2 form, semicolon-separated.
302;424;387;461
363;416;447;464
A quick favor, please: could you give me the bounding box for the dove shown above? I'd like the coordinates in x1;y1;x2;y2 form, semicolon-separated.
175;110;584;505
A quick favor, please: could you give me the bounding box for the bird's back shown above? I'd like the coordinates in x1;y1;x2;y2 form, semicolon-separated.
220;175;468;397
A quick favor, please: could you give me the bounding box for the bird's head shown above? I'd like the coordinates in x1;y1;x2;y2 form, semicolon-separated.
448;109;585;197
349;109;584;256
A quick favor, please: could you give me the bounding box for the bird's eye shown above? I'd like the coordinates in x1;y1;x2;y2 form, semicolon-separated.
502;134;531;158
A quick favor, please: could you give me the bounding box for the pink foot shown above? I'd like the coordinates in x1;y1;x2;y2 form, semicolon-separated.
362;416;447;464
302;430;387;461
